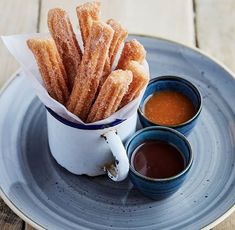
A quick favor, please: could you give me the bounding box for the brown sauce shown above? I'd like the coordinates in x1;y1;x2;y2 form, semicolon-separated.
132;140;185;179
144;90;196;126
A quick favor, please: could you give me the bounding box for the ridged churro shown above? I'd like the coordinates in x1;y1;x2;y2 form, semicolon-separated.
76;1;100;48
101;19;128;86
66;21;114;121
48;8;82;90
27;3;149;123
27;38;69;104
87;70;133;122
116;39;146;69
119;61;149;108
107;19;128;67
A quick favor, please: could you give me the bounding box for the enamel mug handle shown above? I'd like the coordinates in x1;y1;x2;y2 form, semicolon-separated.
102;130;129;181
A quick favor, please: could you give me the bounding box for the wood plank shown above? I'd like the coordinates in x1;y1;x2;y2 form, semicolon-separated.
0;0;39;86
195;0;235;72
39;0;195;46
0;199;23;230
214;213;235;230
195;0;235;229
25;223;36;230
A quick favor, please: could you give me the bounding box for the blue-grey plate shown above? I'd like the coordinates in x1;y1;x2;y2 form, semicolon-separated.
0;35;235;230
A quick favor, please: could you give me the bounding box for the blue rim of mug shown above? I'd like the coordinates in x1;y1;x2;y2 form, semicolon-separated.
45;107;125;130
126;126;193;182
138;76;203;128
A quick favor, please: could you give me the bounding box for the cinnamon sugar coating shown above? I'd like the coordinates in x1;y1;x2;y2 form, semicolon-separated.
27;38;69;104
100;19;128;87
66;21;114;121
87;70;133;122
48;8;82;90
76;1;100;48
119;60;149;108
116;39;146;69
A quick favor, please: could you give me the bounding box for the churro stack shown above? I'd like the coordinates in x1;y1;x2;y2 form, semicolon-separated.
27;1;149;123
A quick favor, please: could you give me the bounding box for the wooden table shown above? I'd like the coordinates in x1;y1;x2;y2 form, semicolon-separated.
0;0;234;229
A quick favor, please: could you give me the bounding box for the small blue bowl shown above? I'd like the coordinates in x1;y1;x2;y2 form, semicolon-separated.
138;76;202;136
126;126;193;200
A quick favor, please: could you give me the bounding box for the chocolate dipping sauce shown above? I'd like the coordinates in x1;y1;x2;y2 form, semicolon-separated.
132;140;185;179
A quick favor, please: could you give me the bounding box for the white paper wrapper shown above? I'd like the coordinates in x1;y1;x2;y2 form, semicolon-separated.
2;33;149;125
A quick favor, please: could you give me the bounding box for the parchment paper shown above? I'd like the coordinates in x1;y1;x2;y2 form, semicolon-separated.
2;33;149;125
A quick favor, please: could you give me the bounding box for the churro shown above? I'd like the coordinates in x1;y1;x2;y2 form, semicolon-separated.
116;39;146;69
107;19;128;67
48;8;82;90
27;3;149;123
66;21;114;121
101;19;128;85
76;1;100;48
119;61;149;108
87;70;133;122
27;38;69;104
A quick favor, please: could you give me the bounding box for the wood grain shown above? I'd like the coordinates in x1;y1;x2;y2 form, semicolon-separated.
39;0;195;45
0;199;23;230
25;223;36;230
0;0;39;87
195;0;235;72
214;213;235;230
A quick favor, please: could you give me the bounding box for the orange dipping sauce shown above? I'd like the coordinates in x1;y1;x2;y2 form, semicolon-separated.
144;91;196;126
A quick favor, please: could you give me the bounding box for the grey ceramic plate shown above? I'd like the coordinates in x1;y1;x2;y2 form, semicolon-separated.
0;35;235;230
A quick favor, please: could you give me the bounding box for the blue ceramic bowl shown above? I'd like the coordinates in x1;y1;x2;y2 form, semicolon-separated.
138;76;202;136
126;126;193;200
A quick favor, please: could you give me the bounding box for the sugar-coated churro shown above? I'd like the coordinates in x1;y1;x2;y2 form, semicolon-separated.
107;19;128;67
87;70;133;122
116;39;146;69
100;19;128;86
48;8;82;90
28;3;149;123
119;61;149;108
76;1;100;48
66;21;114;121
27;38;69;104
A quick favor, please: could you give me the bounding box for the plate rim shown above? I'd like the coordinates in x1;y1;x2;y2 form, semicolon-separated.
0;69;45;230
0;34;234;230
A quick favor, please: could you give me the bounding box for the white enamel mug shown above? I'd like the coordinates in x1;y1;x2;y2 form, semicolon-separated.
46;108;137;181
